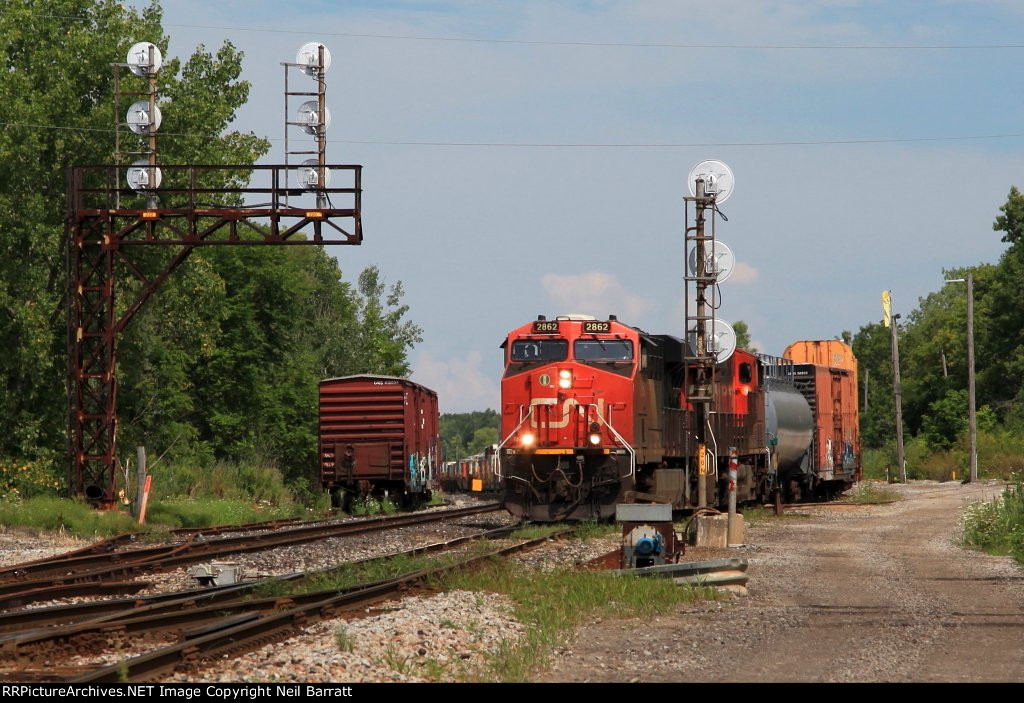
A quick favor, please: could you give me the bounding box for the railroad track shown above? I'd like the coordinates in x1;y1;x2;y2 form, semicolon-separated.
0;503;502;610
0;525;573;682
0;516;307;585
0;524;523;665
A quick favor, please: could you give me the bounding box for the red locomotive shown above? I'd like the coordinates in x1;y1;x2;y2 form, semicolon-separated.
319;375;439;510
497;315;859;521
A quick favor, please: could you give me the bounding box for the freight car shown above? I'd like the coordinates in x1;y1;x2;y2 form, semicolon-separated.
319;375;439;510
438;445;501;495
496;315;859;521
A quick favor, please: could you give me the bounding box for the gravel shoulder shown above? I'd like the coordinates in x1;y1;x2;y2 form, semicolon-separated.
540;481;1024;683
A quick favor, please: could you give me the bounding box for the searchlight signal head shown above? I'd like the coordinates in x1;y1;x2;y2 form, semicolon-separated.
126;42;162;76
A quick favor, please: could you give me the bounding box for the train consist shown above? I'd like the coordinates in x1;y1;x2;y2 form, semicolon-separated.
438;445;501;494
318;375;439;510
497;315;859;521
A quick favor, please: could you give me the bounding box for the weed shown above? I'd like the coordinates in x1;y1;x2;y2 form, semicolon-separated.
845;482;901;504
961;477;1024;564
381;643;415;676
419;657;448;681
334;625;355;653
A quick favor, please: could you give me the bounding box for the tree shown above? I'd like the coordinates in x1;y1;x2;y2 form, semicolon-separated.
993;186;1024;246
440;410;500;461
732;320;757;353
0;2;423;488
349;266;424;376
921;389;996;451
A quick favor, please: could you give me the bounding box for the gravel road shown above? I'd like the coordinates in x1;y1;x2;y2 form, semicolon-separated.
541;481;1024;683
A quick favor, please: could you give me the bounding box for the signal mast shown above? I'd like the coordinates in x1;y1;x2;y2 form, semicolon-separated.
683;160;736;508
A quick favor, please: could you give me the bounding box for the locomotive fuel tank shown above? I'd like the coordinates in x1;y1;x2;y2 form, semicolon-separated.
764;378;813;472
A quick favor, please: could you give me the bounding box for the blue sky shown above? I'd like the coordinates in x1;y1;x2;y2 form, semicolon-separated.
134;0;1023;411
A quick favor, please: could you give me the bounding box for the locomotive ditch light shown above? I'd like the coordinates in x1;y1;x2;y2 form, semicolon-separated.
521;433;536;447
588;433;602;445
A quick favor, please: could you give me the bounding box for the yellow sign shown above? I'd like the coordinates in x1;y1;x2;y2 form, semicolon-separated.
881;290;891;328
697;443;707;476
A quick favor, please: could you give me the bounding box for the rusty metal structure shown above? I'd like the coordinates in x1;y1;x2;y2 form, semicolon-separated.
683;177;722;507
66;163;362;505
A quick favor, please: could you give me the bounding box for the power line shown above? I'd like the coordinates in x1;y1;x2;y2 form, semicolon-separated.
22;14;1024;51
332;133;1024;148
2;120;1022;149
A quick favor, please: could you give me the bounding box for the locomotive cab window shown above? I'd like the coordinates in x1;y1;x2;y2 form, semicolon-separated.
574;339;634;362
510;339;568;362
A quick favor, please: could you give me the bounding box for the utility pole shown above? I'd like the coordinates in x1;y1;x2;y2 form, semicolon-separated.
945;274;977;483
889;310;907;483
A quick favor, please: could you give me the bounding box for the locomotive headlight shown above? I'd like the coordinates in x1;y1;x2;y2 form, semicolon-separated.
521;432;535;447
588;433;602;445
558;369;572;389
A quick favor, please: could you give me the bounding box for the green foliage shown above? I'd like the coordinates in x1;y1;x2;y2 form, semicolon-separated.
961;478;1024;564
440;410;500;462
149;459;293;504
0;496;143;538
0;457;62;499
348;495;397;516
993;186;1024;246
0;3;422;495
844;482;900;504
145;497;293;528
920;389;996;451
733;320;757;353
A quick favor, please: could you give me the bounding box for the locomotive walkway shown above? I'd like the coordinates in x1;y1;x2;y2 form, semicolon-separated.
543;481;1024;683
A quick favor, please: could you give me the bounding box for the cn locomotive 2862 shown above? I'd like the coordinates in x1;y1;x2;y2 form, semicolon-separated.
497;315;859;521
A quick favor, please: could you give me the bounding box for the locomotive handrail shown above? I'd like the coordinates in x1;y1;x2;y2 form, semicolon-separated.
493;406;535;480
589;404;636;480
704;418;719;479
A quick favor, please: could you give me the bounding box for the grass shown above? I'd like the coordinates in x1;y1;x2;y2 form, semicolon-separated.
145;497;294;528
844;482;901;504
572;519;618;540
334;625;355;653
961;478;1024;565
349;496;398;517
738;506;809;526
0;495;146;538
434;558;717;682
509;524;567;540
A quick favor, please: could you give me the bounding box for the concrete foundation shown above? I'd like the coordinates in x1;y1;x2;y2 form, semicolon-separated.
692;513;745;547
693;514;728;547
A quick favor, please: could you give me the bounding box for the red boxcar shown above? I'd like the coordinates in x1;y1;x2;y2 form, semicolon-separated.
318;375;439;509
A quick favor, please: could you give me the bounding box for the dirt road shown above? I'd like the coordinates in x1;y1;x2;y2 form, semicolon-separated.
542;481;1024;683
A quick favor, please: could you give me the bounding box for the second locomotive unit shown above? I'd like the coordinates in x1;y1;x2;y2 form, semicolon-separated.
497;314;858;521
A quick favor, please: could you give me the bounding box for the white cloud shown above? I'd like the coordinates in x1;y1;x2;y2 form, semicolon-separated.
541;271;654;321
731;261;759;284
410;350;499;414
